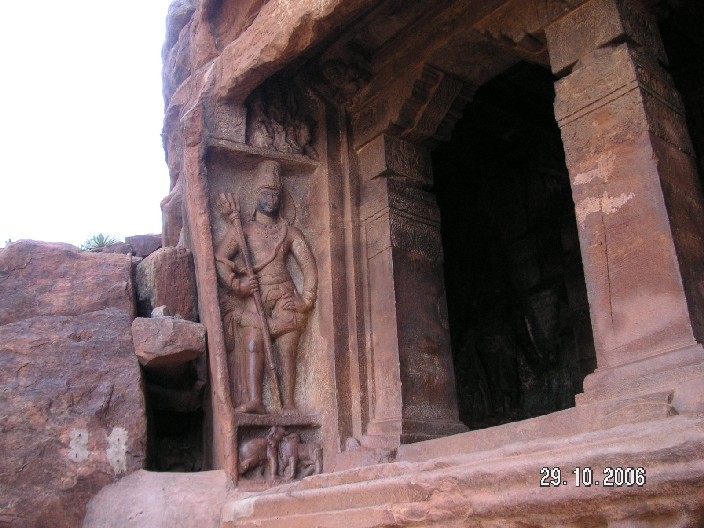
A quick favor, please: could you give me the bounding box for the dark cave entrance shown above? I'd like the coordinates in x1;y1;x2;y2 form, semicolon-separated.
433;62;596;430
659;0;704;190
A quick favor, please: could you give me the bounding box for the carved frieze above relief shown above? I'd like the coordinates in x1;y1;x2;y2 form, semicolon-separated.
245;78;318;159
209;102;247;143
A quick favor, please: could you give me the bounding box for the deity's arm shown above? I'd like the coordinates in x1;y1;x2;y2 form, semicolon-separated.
290;228;318;311
214;228;241;291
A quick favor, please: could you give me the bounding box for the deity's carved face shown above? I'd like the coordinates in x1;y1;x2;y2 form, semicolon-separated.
256;187;281;217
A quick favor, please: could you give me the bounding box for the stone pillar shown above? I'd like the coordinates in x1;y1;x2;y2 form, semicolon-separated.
546;0;704;399
358;134;466;444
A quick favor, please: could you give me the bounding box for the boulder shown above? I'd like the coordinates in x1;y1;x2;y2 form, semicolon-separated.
0;241;147;528
135;247;198;321
125;234;163;258
83;470;228;528
131;316;206;369
92;242;135;255
0;241;135;325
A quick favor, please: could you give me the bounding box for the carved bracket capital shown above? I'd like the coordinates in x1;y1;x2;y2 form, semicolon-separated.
357;134;433;186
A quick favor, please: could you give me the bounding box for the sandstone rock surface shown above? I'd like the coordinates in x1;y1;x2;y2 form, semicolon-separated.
125;234;163;258
135;247;198;321
0;241;134;325
0;241;146;528
83;470;229;528
92;242;135;255
132;316;206;369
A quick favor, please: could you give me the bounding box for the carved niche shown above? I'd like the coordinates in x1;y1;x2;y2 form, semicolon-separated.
207;148;325;484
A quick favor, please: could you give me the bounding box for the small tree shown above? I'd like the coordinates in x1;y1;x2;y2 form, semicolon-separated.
81;233;119;251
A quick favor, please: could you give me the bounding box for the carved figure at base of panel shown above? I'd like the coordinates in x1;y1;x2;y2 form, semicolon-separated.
238;426;286;480
237;426;322;482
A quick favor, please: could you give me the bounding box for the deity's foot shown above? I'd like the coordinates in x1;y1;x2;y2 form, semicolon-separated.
235;400;267;414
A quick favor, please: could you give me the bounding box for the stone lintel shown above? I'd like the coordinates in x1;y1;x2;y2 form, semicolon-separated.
351;64;468;150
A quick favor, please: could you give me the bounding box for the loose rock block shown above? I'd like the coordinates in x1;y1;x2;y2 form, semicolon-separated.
135;247;198;321
131;316;206;369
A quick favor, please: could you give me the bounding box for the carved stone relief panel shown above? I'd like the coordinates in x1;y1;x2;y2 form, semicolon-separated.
317;60;371;105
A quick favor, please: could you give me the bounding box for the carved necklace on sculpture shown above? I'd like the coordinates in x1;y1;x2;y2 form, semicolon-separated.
257;221;284;240
250;222;288;274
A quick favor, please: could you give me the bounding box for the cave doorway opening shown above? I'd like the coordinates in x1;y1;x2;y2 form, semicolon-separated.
433;61;596;430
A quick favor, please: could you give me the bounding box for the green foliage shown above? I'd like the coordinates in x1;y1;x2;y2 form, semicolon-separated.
81;233;120;251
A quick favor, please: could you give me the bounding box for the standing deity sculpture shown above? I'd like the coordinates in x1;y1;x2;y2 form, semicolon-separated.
215;160;317;414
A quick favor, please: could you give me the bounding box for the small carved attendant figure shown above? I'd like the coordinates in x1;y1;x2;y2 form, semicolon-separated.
216;160;317;414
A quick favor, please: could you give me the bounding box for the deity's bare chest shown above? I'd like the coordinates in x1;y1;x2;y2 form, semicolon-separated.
244;221;288;270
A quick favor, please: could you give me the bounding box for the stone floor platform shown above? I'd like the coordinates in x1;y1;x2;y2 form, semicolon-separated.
223;414;704;527
84;413;704;527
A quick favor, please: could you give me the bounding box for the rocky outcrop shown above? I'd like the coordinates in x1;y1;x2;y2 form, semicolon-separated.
125;234;163;258
135;247;198;321
0;241;135;324
0;241;147;528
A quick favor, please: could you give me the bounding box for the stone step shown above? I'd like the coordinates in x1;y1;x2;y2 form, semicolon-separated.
222;416;704;527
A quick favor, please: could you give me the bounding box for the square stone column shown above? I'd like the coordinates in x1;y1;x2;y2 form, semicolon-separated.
546;0;704;402
358;134;467;444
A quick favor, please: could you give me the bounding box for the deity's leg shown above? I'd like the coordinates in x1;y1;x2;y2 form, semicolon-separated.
276;331;301;413
235;327;266;414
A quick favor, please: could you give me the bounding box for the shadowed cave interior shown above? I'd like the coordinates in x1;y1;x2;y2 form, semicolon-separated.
433;62;597;430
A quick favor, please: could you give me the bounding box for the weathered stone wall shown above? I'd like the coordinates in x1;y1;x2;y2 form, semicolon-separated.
0;241;147;528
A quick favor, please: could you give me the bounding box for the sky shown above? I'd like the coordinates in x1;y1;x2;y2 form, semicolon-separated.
0;1;174;248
